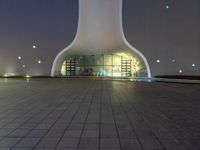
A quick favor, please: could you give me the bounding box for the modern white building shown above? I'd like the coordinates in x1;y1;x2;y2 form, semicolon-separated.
51;0;151;78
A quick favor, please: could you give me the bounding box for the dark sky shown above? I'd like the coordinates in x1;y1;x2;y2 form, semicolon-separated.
0;0;200;76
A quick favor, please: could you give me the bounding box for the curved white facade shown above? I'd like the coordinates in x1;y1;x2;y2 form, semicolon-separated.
51;0;151;78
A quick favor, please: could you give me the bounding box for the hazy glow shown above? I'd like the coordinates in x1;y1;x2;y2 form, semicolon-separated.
60;52;142;77
116;52;142;74
3;73;16;77
33;45;36;49
22;65;26;68
113;72;121;77
38;60;42;64
61;61;66;76
18;56;22;60
156;59;160;63
165;5;170;9
179;70;183;73
26;78;30;83
25;75;31;78
192;64;196;67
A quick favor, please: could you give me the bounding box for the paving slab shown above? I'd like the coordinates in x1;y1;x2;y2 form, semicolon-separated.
0;78;199;149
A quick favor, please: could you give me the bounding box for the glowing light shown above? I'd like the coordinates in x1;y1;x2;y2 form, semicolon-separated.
130;79;136;81
115;52;142;76
165;5;170;9
61;52;142;77
25;75;31;78
113;72;121;77
38;60;42;64
22;65;26;68
5;73;16;76
61;61;66;75
172;59;175;63
156;59;160;63
18;56;22;60
148;80;152;82
100;70;106;76
179;70;183;73
33;45;36;49
26;78;30;83
192;64;196;67
4;73;15;77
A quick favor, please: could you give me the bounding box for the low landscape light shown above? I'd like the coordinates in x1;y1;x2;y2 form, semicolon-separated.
192;64;196;67
25;75;31;78
33;45;36;49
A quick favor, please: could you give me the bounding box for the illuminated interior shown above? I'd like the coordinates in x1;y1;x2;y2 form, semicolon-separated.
60;52;146;77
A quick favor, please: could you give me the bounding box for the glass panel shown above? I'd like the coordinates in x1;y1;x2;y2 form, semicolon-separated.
76;67;79;76
104;66;112;76
78;67;85;76
85;55;94;66
122;55;130;60
113;55;121;66
94;55;104;65
61;53;147;77
113;65;121;77
76;56;85;67
104;55;112;66
96;66;104;76
85;67;93;76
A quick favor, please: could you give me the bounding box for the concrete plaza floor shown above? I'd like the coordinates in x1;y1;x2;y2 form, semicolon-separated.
0;78;200;150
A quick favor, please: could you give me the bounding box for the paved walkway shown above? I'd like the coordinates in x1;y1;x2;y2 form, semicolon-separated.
0;78;199;150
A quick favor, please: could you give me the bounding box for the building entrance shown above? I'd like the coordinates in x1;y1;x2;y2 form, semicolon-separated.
61;54;142;77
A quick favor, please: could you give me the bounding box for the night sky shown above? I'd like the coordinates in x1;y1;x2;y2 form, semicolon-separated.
0;0;199;76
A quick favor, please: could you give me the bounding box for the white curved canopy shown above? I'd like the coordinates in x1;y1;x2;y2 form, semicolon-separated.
51;0;151;78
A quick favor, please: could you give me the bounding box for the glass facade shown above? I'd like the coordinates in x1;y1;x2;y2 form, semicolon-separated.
61;53;144;77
